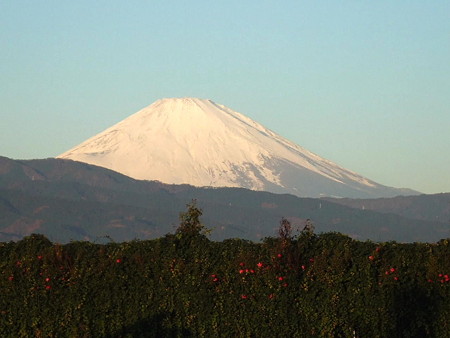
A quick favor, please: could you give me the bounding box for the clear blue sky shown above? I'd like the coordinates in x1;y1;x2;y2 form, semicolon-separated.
1;1;449;194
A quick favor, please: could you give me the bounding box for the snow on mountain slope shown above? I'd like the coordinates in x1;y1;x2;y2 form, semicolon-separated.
58;98;418;198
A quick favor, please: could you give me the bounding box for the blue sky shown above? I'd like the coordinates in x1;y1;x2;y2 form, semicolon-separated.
1;1;449;194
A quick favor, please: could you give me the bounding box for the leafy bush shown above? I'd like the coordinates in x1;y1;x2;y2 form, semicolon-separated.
1;228;449;336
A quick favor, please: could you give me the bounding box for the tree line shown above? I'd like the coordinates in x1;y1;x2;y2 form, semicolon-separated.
1;202;449;337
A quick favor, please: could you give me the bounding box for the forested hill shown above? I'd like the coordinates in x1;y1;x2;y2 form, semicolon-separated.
1;156;449;243
324;193;450;224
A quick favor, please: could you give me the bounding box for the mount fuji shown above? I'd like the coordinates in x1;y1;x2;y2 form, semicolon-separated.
58;98;417;198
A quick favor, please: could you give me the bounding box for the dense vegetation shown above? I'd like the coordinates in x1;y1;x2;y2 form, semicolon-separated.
1;203;450;337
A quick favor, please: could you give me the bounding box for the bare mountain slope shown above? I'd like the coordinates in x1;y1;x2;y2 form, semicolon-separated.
58;98;417;198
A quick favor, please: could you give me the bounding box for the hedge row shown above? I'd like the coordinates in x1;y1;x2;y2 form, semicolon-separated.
1;230;449;337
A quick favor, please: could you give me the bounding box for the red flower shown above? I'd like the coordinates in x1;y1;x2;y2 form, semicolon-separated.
277;254;282;258
301;265;306;270
278;276;284;281
257;262;263;268
239;262;245;266
239;269;245;274
309;258;314;263
241;294;248;299
368;256;374;261
250;269;255;274
390;268;395;273
212;278;219;282
394;277;399;281
37;255;43;260
45;277;51;282
211;274;216;278
428;279;433;283
283;283;288;287
116;259;122;263
268;293;275;299
375;247;381;252
8;276;14;281
45;285;51;290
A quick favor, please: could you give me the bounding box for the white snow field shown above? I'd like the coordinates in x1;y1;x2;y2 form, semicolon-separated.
58;98;417;198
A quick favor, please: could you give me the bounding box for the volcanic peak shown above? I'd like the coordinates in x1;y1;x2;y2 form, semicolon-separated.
57;97;418;198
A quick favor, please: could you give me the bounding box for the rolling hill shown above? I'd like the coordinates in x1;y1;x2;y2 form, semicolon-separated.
0;156;448;243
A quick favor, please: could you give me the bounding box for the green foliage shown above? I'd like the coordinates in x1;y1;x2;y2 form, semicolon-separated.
277;217;293;248
176;200;210;239
177;200;202;231
1;231;450;337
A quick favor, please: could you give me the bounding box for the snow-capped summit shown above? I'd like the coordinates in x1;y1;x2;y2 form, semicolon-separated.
58;97;417;198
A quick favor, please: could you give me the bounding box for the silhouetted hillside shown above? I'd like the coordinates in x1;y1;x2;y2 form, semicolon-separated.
1;156;449;243
324;194;450;224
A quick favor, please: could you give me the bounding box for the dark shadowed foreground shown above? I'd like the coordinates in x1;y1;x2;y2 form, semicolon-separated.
1;229;449;337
